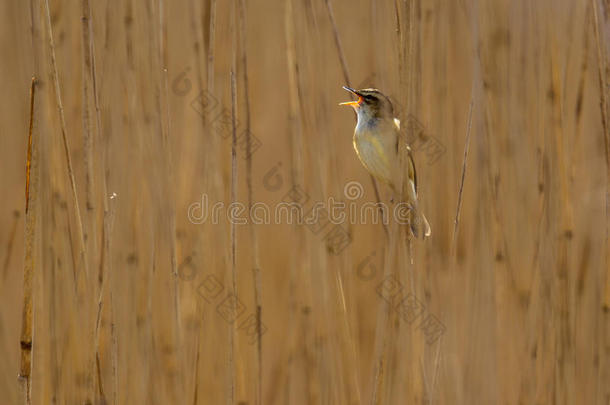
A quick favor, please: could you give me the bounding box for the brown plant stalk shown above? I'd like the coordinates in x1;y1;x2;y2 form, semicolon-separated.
19;76;37;405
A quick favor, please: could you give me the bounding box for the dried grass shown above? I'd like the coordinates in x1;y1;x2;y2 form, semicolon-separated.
3;0;608;403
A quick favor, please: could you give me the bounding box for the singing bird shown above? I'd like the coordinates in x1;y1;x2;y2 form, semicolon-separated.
340;86;431;238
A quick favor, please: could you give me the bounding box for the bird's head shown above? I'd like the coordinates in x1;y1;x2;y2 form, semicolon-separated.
339;86;394;122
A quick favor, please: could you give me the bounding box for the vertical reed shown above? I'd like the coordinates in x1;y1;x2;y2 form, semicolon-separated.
18;76;37;405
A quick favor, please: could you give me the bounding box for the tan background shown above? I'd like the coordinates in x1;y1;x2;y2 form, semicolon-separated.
1;0;609;403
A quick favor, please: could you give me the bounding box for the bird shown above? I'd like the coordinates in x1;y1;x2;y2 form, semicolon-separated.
340;86;431;238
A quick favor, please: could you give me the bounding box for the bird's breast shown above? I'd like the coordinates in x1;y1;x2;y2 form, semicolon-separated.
352;127;396;186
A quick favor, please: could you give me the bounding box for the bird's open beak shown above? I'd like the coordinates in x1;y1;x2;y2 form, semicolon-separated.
339;86;363;108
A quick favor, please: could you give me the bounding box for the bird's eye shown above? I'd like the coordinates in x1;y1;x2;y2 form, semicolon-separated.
363;95;376;102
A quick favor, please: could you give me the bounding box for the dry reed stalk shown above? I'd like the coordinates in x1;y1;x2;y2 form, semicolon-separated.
94;195;117;404
472;8;510;403
369;222;403;405
24;79;35;238
591;0;610;303
549;31;574;403
182;2;212;401
151;1;183;397
183;0;204;208
191;330;201;405
183;2;208;356
572;7;590;159
236;1;263;403
109;292;118;405
523;7;551;398
2;211;20;281
523;6;554;402
452;97;474;249
284;1;306;401
590;0;610;400
329;177;362;398
332;267;363;404
324;0;350;85
158;0;167;67
429;337;443;404
83;0;107;207
185;0;214;250
408;0;422;117
207;0;217;95
81;1;116;401
43;0;89;285
81;0;96;215
80;2;102;402
209;0;231;281
252;267;262;405
394;0;404;98
229;68;238;405
18;76;37;405
157;0;178;290
369;0;378;79
46;214;60;403
162;65;181;296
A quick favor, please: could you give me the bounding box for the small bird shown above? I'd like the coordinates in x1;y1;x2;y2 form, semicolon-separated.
340;86;431;238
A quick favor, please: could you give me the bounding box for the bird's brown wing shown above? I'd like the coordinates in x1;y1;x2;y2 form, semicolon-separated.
395;124;431;238
408;148;417;193
395;125;418;194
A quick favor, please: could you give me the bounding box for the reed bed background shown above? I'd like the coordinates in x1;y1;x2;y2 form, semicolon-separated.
1;0;609;403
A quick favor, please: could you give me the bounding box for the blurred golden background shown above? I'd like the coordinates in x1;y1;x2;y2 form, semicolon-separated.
1;0;609;403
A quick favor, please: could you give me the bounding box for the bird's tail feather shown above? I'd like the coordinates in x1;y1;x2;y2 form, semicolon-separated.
409;208;431;239
403;178;431;239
